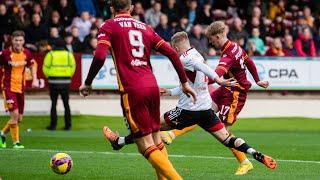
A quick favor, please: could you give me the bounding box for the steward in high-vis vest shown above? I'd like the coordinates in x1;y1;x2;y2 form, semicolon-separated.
43;40;76;131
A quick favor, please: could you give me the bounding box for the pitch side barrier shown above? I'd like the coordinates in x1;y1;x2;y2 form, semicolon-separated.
81;55;320;91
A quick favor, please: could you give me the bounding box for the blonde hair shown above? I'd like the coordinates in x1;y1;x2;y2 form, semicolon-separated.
171;31;189;47
206;21;226;37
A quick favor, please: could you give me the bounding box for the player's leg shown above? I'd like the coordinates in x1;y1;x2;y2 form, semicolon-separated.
200;113;276;170
10;92;25;149
216;89;253;175
160;125;197;145
152;131;169;180
47;84;59;130
0;90;12;148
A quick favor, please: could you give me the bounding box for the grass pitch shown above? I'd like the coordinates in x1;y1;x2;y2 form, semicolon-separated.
0;116;319;179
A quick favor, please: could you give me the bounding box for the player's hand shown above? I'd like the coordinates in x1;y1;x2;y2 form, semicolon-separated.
31;78;39;88
257;80;269;89
79;84;92;97
181;82;197;103
159;88;171;96
215;77;239;87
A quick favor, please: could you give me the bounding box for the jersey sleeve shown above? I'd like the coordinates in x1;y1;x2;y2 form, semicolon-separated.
245;57;260;82
25;49;36;67
181;56;195;72
215;57;233;77
193;60;218;80
97;21;112;48
85;21;112;86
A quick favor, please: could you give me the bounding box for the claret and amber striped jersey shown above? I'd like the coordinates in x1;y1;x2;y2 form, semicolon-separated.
0;48;35;93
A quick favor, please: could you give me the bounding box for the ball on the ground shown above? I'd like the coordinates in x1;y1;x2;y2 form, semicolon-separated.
50;153;73;174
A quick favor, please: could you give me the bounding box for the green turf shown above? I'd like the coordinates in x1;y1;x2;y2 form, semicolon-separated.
0;116;319;180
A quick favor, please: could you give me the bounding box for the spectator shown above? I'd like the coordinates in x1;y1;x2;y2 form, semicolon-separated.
69;26;82;52
32;3;43;17
269;13;286;37
283;34;297;56
94;17;104;28
37;40;51;53
64;32;75;52
247;40;261;56
189;24;208;56
247;28;265;55
187;0;198;26
163;0;179;24
57;0;75;27
303;6;314;28
49;10;64;35
246;16;266;41
265;37;290;56
48;26;63;48
43;39;76;131
155;14;173;41
69;11;92;42
175;16;189;32
83;37;97;54
133;2;145;23
144;2;162;28
40;0;53;24
0;4;12;50
268;0;285;20
25;13;48;51
247;0;267;17
228;17;249;47
194;2;212;25
12;6;30;31
291;15;307;39
83;26;98;48
294;27;317;57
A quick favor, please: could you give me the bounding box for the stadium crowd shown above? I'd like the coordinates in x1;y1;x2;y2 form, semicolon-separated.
1;0;320;57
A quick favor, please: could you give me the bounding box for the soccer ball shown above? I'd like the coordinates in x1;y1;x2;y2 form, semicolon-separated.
50;153;73;174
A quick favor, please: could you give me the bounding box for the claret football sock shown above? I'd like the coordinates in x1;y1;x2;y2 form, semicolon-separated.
144;145;182;180
10;124;19;144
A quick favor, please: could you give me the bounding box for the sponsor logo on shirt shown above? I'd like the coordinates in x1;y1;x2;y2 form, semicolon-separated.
8;61;27;67
131;59;147;66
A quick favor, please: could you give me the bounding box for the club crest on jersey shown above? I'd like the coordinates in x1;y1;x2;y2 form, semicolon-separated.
131;59;147;67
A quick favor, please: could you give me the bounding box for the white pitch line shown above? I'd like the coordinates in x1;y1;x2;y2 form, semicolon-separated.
2;148;320;164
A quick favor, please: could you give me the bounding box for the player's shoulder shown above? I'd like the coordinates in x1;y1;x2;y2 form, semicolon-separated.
0;48;11;57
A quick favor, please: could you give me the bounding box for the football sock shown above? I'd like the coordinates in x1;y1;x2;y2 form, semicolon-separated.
230;148;248;163
1;121;11;136
118;134;134;146
157;142;168;158
10;124;19;144
117;137;125;145
172;124;197;138
144;145;182;180
223;136;257;155
125;134;134;144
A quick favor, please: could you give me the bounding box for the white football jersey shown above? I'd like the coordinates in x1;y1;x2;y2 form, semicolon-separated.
170;48;216;111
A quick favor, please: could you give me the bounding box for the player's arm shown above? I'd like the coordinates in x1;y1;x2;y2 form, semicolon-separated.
160;87;182;96
245;57;269;88
80;28;111;97
152;32;197;102
193;60;237;87
26;51;39;87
